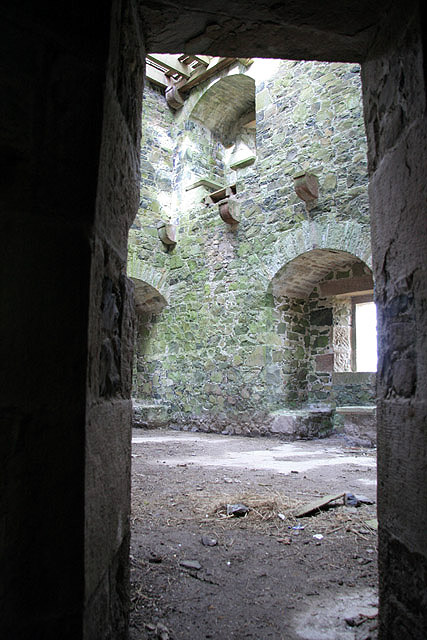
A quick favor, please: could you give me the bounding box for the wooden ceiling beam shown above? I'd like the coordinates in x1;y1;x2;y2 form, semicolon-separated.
145;64;169;89
146;53;191;78
177;57;236;93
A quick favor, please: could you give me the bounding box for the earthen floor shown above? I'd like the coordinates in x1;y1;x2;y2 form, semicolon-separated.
130;429;378;640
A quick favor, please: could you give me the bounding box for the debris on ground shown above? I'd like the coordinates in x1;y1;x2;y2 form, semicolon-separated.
226;503;250;517
345;492;360;506
365;518;378;530
148;553;163;564
356;495;375;505
294;490;373;517
156;622;171;640
130;431;378;640
294;492;346;517
201;535;218;547
179;560;202;570
345;612;378;627
355;618;378;640
344;612;379;640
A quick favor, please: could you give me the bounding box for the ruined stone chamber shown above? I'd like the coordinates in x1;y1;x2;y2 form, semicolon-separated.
128;58;376;441
3;2;427;639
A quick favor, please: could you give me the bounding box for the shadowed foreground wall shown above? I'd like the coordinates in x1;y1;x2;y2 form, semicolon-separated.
362;9;427;638
1;0;142;637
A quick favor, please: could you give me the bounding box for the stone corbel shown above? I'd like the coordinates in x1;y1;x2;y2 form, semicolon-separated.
157;221;177;246
165;85;184;109
218;196;240;225
293;171;319;209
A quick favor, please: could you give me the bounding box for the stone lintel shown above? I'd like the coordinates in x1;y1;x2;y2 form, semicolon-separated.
332;371;376;384
320;275;373;297
336;405;376;414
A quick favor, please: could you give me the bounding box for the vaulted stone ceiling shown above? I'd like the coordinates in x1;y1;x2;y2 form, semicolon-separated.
131;279;167;313
271;249;372;298
189;74;255;145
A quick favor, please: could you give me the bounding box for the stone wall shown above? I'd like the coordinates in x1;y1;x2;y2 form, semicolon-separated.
361;7;427;638
274;260;376;407
84;0;144;636
129;58;372;432
1;0;142;637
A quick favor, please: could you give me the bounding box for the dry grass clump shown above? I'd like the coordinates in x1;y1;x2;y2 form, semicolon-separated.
196;492;303;533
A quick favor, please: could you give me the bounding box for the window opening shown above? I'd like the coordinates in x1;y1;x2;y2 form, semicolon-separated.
354;300;377;372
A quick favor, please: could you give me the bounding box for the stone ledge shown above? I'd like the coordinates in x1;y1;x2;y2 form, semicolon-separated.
332;372;376;384
132;401;169;428
269;407;333;440
334;405;376;447
336;405;376;415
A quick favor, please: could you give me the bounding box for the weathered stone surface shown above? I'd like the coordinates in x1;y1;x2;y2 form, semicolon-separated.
361;8;427;638
316;353;334;372
133;401;170;428
3;2;425;640
332;372;376;406
310;308;333;326
319;275;373;297
129;60;371;430
140;0;402;62
334;405;377;446
269;408;333;439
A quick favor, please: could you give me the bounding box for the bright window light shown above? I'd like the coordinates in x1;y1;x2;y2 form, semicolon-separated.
355;301;377;371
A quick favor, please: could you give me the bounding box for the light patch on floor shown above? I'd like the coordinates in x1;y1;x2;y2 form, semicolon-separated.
132;433;376;475
292;587;377;639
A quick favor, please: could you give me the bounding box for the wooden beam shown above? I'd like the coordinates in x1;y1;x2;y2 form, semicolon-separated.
145;65;168;89
177;57;236;93
192;55;211;66
146;54;191;78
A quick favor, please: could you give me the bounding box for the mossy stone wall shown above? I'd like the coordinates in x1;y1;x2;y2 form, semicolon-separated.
128;59;373;432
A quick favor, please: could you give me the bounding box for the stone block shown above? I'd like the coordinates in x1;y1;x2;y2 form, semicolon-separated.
293;171;319;203
316;353;334;372
132;401;169;428
334;405;376;446
313;335;330;349
310;307;333;325
157;221;177;245
269;407;333;439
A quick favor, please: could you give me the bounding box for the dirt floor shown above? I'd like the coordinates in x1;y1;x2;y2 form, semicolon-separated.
129;429;378;640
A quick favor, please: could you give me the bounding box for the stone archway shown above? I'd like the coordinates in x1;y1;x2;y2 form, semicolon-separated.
188;73;255;146
129;275;170;427
269;248;374;409
264;218;372;286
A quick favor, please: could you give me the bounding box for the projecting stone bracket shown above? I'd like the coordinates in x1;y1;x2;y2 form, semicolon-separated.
203;185;239;225
165;85;184;109
203;184;236;205
157;221;177;247
218;196;240;225
293;171;319;210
